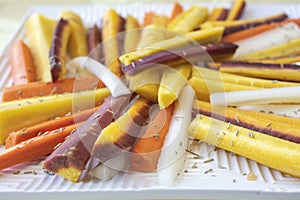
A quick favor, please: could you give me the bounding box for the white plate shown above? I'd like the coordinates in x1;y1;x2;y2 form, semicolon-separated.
1;3;300;200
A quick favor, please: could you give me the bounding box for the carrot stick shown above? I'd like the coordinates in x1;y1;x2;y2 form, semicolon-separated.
207;7;229;21
223;18;300;43
152;15;169;27
130;103;175;172
144;12;155;26
2;76;105;102
226;0;246;21
170;2;183;21
260;54;300;64
5;107;98;148
87;24;101;61
9;40;37;85
0;123;79;170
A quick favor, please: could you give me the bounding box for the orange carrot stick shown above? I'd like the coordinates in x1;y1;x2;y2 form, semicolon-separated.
130;103;175;172
9;40;37;85
2;76;105;102
5;107;98;148
0;123;80;170
144;12;156;26
223;18;300;42
170;2;183;21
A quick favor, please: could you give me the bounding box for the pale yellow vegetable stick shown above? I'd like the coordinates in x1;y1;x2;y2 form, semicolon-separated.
137;24;175;49
152;15;169;27
168;6;208;34
60;10;88;57
25;14;56;82
219;63;300;82
124;15;140;54
129;67;161;103
185;26;224;45
188;115;300;178
158;64;192;108
192;66;299;88
101;9;124;77
261;55;300;64
188;76;259;102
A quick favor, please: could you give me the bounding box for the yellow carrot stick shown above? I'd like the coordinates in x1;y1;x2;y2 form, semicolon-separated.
25;14;56;82
226;0;246;21
101;9;125;77
120;27;224;65
60;10;88;57
158;64;191;108
194;100;300;142
168;6;208;34
188;76;259;102
0;88;110;144
260;55;300;64
137;24;175;49
124;15;140;53
219;62;300;82
188;114;300;178
192;66;299;88
207;7;229;21
152;15;169;27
